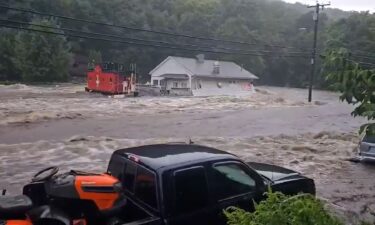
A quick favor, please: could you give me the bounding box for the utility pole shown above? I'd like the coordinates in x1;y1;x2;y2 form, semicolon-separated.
307;1;330;102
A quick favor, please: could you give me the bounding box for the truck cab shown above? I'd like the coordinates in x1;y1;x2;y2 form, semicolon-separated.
107;143;315;225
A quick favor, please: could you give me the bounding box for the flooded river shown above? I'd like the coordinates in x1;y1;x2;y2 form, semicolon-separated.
0;84;374;224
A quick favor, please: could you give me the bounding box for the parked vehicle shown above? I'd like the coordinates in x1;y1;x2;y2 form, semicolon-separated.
0;169;126;225
358;134;375;161
0;144;315;225
106;143;315;225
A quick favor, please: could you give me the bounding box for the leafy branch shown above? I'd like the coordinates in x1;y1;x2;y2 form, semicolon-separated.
323;48;375;135
224;190;343;225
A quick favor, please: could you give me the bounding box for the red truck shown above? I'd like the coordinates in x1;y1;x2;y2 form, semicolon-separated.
85;62;138;96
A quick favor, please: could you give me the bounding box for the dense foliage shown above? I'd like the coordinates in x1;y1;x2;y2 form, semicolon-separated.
322;12;375;134
0;0;373;84
324;49;375;134
224;191;344;225
0;19;72;82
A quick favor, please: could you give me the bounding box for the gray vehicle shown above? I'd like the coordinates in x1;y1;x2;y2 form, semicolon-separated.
358;134;375;161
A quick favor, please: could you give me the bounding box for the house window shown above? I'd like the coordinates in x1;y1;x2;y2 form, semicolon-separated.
153;80;159;86
173;82;178;88
181;82;187;88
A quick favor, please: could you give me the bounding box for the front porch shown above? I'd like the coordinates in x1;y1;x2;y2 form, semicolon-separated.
159;74;191;96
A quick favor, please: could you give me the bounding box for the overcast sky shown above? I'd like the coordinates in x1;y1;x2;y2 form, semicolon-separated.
282;0;375;12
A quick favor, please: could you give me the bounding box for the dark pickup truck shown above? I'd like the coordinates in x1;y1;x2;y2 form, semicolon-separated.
107;143;315;225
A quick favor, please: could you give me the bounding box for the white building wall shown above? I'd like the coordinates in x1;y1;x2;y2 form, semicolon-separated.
150;57;191;87
192;78;255;96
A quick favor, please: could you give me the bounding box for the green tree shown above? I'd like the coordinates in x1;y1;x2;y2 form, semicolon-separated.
13;19;72;82
325;12;375;54
323;13;375;134
324;49;375;134
0;29;19;81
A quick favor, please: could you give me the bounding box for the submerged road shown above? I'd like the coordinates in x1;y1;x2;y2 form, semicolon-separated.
0;85;374;223
0;99;365;144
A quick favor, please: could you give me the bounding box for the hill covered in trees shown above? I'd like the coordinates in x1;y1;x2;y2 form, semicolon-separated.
0;0;373;86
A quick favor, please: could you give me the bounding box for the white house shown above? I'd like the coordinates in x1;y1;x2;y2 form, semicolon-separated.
149;54;259;96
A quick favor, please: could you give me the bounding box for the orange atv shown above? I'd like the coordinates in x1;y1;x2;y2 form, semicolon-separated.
0;167;126;225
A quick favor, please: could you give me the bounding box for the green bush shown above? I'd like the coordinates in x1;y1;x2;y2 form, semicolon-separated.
224;191;344;225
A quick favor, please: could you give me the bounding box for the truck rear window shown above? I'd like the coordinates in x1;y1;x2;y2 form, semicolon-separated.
135;166;157;209
107;155;126;179
108;155;158;210
123;161;137;193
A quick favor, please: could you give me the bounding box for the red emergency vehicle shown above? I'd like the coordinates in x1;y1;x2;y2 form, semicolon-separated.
85;62;138;96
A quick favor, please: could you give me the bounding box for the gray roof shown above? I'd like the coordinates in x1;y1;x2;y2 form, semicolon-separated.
172;56;258;80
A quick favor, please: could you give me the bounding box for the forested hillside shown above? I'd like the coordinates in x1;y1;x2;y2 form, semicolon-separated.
0;0;373;86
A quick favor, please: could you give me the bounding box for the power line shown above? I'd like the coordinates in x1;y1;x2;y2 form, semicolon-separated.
0;19;310;56
0;23;310;58
320;54;375;69
320;53;375;68
351;54;375;62
346;59;375;68
0;4;305;51
350;49;375;57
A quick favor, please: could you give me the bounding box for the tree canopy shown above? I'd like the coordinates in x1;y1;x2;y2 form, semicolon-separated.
0;19;72;82
324;49;375;134
322;13;375;134
0;0;373;84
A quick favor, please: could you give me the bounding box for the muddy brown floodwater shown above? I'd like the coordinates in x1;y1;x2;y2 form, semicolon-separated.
0;84;374;224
